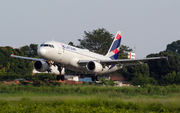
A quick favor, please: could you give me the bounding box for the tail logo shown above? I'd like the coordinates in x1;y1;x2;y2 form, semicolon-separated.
107;31;122;69
109;33;122;60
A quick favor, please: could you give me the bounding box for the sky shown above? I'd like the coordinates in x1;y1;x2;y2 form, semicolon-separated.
0;0;180;58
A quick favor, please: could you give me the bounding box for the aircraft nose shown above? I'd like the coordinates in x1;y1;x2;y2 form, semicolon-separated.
38;47;46;56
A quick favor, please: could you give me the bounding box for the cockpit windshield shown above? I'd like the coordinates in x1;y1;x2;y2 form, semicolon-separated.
40;44;54;48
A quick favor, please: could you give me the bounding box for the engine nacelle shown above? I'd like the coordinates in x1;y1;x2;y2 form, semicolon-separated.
86;61;103;73
34;60;50;72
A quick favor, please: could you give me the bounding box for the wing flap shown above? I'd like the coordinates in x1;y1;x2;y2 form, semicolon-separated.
101;57;166;66
78;57;166;66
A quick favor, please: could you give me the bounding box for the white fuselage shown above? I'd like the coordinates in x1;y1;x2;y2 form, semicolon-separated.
37;41;122;74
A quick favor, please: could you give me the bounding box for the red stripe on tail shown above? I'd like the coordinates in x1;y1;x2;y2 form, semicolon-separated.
116;34;121;40
112;49;119;54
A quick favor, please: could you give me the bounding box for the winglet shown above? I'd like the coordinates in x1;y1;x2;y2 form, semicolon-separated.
160;56;168;61
166;56;168;61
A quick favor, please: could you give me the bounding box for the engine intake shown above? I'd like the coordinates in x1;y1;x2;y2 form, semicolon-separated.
34;60;50;72
86;61;103;73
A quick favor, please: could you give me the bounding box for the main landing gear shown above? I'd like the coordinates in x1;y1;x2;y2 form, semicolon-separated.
57;66;65;81
57;75;65;81
91;75;100;81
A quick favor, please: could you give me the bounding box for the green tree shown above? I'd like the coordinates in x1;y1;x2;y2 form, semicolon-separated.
78;28;132;58
120;64;156;85
100;78;116;86
119;45;132;53
118;45;133;59
161;71;176;85
68;42;75;47
20;44;38;57
20;45;29;56
0;46;34;76
78;28;113;55
145;40;180;85
166;40;180;56
29;44;38;57
147;52;180;85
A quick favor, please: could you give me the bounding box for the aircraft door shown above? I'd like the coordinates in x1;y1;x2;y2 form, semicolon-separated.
58;44;63;60
58;47;62;54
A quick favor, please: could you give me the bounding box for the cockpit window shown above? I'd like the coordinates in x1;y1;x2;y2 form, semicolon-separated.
40;44;54;48
49;44;54;48
44;44;49;47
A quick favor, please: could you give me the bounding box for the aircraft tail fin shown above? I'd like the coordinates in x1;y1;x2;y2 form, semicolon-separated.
105;31;122;60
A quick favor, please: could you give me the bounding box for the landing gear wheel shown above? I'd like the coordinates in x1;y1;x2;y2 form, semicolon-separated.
95;75;100;81
57;75;61;81
91;76;96;81
57;75;65;81
57;66;65;81
61;75;65;81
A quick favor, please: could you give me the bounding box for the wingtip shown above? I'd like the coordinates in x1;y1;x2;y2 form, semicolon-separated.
160;56;168;61
11;53;14;58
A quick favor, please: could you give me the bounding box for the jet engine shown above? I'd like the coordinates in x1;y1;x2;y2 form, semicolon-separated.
34;60;50;72
86;61;103;73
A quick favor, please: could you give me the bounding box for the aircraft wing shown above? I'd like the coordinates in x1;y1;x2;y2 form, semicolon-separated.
10;54;43;61
78;56;167;66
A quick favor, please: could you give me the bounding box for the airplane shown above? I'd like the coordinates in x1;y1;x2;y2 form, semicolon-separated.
11;31;166;81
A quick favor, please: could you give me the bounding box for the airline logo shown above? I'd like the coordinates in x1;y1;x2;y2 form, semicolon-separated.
108;33;122;69
61;44;65;48
109;33;121;60
61;44;76;51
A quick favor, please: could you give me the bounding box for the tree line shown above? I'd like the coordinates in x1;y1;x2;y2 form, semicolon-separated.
0;28;180;86
0;44;39;75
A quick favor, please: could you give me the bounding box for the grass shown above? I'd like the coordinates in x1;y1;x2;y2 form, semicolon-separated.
1;84;180;112
0;95;179;112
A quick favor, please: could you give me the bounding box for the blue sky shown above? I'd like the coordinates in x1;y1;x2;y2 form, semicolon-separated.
0;0;180;58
